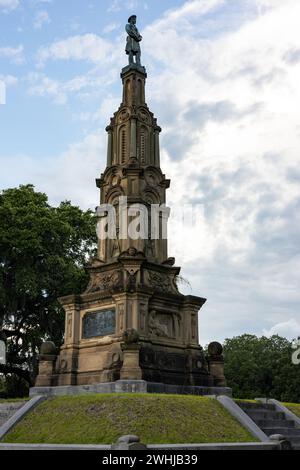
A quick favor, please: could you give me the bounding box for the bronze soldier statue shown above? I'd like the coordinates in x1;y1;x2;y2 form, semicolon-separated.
125;15;142;66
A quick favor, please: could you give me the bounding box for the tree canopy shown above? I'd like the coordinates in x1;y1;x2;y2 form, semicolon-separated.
0;185;97;395
224;334;300;402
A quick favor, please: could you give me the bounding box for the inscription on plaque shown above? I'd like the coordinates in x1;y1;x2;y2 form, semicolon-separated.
82;309;116;339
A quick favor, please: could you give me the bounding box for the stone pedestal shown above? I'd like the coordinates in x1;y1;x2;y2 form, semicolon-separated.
120;343;142;380
35;342;57;387
207;342;226;387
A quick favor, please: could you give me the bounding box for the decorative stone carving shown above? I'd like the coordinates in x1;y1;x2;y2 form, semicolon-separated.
122;328;139;344
148;271;173;293
86;270;122;293
149;310;169;338
118;304;125;332
117;108;131;123
137;108;150;124
119;247;144;258
126;269;138;292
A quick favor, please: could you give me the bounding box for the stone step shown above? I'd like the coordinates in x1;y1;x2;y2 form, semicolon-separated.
0;403;24;411
262;427;300;437
246;410;285;421
238;402;276;411
256;419;295;428
0;402;25;428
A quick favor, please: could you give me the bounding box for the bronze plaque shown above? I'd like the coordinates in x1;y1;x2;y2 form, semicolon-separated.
82;309;116;339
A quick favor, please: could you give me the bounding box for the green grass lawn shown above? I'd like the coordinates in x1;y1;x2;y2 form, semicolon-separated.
2;393;257;445
234;399;258;403
284;402;300;418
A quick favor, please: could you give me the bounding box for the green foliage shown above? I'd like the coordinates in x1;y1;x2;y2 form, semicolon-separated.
3;393;257;444
0;185;97;392
224;334;300;402
0;374;29;398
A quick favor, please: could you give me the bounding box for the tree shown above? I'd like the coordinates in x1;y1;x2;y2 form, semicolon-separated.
0;185;97;395
223;334;300;402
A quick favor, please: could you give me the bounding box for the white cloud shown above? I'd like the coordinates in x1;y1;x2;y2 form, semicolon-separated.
0;45;24;64
33;10;51;29
0;74;18;86
103;22;119;34
141;0;300;344
27;73;67;104
0;132;104;209
0;0;19;12
27;71;116;104
36;34;111;67
107;0;140;13
263;319;300;340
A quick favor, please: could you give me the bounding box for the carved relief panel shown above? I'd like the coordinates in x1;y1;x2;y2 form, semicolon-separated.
148;309;182;340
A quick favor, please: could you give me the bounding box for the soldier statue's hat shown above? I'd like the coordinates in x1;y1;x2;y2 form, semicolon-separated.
128;15;136;23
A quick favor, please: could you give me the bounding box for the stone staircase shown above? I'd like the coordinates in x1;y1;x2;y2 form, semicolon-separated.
0;402;25;428
239;401;300;450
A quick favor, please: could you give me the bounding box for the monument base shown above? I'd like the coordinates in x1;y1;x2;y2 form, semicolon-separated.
30;380;232;397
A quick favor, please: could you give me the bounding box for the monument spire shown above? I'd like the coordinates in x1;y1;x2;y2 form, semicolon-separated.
34;17;227;394
96;17;167;265
105;64;161;168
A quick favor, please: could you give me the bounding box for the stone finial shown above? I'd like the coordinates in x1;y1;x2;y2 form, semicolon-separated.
40;341;57;356
208;341;223;357
269;434;292;450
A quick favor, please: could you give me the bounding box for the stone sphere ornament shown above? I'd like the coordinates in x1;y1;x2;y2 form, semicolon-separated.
40;341;56;355
208;341;223;356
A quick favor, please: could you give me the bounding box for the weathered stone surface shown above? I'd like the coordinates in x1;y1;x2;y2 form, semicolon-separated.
35;34;226;391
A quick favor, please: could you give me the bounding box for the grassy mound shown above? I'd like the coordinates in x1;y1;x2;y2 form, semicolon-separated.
284;402;300;418
3;393;256;445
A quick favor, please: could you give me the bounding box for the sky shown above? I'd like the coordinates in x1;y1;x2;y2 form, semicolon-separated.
0;0;300;346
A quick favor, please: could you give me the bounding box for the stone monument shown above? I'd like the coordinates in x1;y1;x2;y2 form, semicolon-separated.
35;16;226;393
